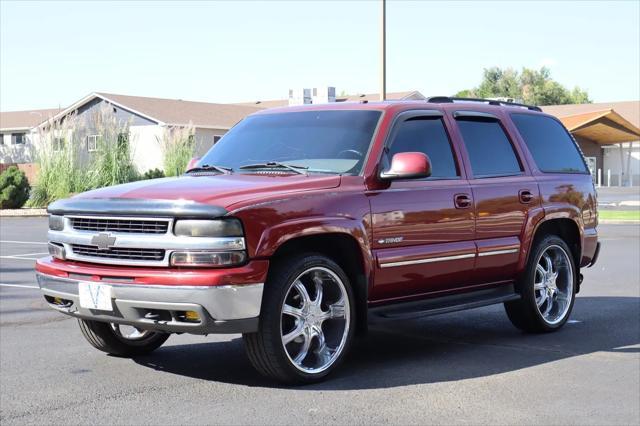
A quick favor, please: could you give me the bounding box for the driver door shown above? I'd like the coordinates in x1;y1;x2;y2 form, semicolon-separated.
369;111;476;302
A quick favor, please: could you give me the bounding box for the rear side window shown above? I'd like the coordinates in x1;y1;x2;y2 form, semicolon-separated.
511;113;588;173
456;117;522;177
388;117;458;179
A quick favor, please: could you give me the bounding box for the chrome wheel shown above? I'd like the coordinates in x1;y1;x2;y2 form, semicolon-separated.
280;266;350;374
533;245;574;325
110;323;151;341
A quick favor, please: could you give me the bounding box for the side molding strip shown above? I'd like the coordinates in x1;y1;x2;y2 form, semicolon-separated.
478;248;519;257
380;253;475;268
379;248;519;268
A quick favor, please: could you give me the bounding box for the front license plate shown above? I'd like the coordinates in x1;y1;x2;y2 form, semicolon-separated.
78;282;113;311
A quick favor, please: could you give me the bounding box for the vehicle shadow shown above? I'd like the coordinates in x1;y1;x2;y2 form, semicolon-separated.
132;296;640;390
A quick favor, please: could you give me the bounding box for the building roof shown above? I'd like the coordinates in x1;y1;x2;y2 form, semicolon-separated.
38;92;264;130
235;90;426;108
542;101;639;128
543;101;640;145
0;108;62;131
556;109;640;144
96;93;263;128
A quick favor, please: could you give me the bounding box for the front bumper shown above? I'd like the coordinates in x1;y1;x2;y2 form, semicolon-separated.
36;272;263;334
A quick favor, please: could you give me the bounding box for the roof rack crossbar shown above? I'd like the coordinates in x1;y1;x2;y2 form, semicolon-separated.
425;96;542;112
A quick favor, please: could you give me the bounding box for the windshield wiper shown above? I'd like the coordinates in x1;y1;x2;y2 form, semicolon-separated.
239;162;308;175
185;164;233;175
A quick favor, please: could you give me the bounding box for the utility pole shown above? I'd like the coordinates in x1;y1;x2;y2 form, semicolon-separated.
379;0;386;101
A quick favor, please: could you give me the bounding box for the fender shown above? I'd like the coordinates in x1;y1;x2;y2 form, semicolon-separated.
518;205;583;273
254;216;373;274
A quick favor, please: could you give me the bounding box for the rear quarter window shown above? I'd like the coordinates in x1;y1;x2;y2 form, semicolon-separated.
510;113;588;173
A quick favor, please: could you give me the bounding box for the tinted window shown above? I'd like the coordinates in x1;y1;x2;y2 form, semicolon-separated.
198;110;381;175
456;118;522;177
388;117;458;178
511;113;587;173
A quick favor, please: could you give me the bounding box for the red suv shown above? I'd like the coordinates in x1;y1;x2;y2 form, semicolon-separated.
37;97;600;383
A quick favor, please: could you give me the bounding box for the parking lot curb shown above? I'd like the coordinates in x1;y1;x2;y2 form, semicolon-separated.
599;219;640;225
0;208;47;217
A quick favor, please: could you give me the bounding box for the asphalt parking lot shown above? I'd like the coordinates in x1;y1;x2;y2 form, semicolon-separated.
1;217;638;425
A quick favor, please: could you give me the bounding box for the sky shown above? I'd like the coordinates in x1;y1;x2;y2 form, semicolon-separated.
1;0;639;111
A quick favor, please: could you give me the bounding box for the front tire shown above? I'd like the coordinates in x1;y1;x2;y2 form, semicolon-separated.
505;235;577;333
78;319;169;357
243;254;356;384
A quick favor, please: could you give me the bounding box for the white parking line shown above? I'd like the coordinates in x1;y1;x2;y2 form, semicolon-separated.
0;240;47;245
0;283;39;289
0;255;44;261
9;252;48;257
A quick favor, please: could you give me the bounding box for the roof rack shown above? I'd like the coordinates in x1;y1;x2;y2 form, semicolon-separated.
426;96;542;112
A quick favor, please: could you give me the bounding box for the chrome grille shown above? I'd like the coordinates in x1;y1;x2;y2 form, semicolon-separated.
70;244;165;261
70;217;169;234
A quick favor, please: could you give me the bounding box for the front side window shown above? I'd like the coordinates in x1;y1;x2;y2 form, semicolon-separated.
456;117;522;177
510;113;587;173
387;116;458;179
198;110;382;175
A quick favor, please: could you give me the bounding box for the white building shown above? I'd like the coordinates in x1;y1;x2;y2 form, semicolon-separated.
0;92;262;174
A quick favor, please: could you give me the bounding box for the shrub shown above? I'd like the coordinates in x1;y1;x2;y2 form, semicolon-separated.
87;105;139;188
28;105;141;207
142;168;165;180
0;166;31;209
28;113;88;207
159;124;196;176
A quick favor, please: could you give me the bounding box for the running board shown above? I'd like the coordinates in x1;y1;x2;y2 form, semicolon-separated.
369;284;520;322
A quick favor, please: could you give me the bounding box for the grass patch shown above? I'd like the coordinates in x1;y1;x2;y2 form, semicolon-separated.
599;210;640;221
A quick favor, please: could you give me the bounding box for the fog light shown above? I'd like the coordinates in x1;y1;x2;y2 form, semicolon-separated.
48;242;66;260
170;251;246;267
184;311;200;322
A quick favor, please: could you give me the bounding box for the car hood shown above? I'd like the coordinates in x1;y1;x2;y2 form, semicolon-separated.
74;173;341;210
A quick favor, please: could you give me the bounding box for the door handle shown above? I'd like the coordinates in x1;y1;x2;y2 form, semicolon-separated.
454;194;472;209
519;189;534;203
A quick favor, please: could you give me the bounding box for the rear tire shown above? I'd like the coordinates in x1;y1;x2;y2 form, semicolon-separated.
243;253;356;384
78;319;169;357
505;235;577;333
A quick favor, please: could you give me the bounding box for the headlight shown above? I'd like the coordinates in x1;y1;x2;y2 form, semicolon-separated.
170;250;246;267
49;215;64;231
174;219;243;238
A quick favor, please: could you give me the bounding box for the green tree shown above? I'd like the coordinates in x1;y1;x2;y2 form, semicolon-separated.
455;67;591;106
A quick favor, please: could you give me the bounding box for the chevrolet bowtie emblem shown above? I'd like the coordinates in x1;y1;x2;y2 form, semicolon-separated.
91;232;116;250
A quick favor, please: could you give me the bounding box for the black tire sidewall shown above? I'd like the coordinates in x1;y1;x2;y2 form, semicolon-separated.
78;319;169;356
261;254;356;383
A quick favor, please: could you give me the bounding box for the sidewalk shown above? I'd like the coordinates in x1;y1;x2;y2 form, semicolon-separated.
597;187;640;209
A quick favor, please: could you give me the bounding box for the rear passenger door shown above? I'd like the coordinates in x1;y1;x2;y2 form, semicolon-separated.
449;110;540;285
370;111;475;301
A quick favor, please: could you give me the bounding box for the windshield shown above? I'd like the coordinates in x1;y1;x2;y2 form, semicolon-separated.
197;110;382;175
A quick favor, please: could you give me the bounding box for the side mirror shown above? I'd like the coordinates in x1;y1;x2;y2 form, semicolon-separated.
186;157;201;171
379;152;432;180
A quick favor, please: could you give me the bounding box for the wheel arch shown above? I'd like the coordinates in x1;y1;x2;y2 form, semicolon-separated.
526;217;582;274
268;231;371;335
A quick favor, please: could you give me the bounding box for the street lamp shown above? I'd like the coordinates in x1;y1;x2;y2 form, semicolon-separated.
380;0;386;101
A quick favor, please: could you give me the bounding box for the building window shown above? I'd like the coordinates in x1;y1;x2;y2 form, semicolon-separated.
117;133;129;149
12;133;26;145
53;137;65;152
213;135;222;144
87;135;100;152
